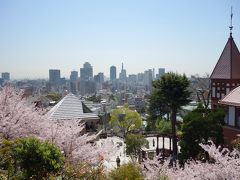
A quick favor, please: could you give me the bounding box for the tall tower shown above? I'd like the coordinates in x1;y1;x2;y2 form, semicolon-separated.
158;68;165;78
210;8;240;108
49;69;61;84
110;66;117;81
1;72;10;81
70;71;78;82
80;62;93;81
119;62;127;81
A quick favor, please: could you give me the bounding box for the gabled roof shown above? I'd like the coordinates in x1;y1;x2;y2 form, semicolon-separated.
210;35;240;79
219;86;240;106
48;93;99;120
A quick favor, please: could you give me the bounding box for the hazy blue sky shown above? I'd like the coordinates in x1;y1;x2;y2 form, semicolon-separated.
1;0;240;79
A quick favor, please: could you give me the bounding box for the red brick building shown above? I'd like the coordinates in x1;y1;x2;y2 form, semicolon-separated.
210;32;240;144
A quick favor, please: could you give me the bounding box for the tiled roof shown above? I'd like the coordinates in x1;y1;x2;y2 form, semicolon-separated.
210;35;240;79
219;86;240;106
48;93;99;120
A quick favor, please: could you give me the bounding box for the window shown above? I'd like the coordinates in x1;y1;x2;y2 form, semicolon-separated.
229;106;235;126
212;87;215;97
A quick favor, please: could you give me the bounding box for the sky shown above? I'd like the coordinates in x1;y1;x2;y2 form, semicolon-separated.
0;0;240;80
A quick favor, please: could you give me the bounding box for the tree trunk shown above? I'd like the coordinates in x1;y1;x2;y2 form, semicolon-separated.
171;107;178;162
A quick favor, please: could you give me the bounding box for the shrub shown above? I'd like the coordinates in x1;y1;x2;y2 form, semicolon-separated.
108;162;143;180
0;137;64;179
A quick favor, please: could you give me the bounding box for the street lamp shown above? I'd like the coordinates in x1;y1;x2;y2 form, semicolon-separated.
101;100;107;132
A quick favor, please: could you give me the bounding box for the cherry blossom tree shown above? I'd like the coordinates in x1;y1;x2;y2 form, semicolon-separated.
0;86;115;165
0;86;46;140
142;141;240;180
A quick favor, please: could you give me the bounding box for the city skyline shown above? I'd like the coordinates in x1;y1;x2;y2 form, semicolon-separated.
1;0;240;79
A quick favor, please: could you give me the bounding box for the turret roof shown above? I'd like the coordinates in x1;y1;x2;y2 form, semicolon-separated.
210;35;240;79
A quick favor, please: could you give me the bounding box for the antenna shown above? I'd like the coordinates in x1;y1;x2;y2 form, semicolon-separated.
229;6;233;35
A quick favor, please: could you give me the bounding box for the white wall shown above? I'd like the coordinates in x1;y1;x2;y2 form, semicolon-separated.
228;106;235;126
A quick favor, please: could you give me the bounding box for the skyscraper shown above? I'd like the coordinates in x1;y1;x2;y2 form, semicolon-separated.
70;71;78;82
80;62;93;81
70;71;78;94
49;69;61;84
1;72;10;81
110;66;117;81
158;68;165;78
119;63;127;81
144;69;153;91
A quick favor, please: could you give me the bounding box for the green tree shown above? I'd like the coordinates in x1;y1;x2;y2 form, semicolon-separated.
156;119;172;134
0;137;64;179
147;89;170;131
153;72;191;160
125;134;148;159
63;161;106;180
87;94;102;103
179;104;224;162
108;162;143;180
0;140;15;179
46;92;62;102
110;105;142;137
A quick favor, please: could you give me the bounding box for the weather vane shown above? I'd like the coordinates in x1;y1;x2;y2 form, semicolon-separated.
229;6;233;35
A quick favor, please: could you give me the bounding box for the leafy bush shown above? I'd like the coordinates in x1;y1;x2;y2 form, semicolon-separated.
108;162;143;180
46;92;62;102
156;119;172;134
125;134;148;159
0;137;64;179
63;161;106;180
179;105;224;162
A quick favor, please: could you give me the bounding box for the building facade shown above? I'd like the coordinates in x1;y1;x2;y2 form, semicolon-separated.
80;62;93;81
210;31;240;145
210;33;240;109
110;66;117;82
49;69;61;85
1;72;10;81
70;71;78;94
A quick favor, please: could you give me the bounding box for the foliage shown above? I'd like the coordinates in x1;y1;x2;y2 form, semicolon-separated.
0;139;15;179
0;86;116;165
152;72;191;160
110;105;142;137
0;137;64;179
142;141;240;180
46;92;62;102
62;161;106;180
156;119;172;134
179;104;224;162
190;74;211;109
125;134;148;158
232;137;240;151
86;94;102;103
108;162;144;180
153;72;191;110
147;89;170;131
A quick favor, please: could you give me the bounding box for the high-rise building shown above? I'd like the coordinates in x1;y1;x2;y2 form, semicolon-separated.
94;72;104;84
110;66;117;82
144;69;153;91
70;71;78;94
128;74;137;83
158;68;165;78
1;72;10;81
0;78;4;86
119;63;127;81
80;62;93;81
137;73;144;84
49;69;61;84
70;71;78;82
